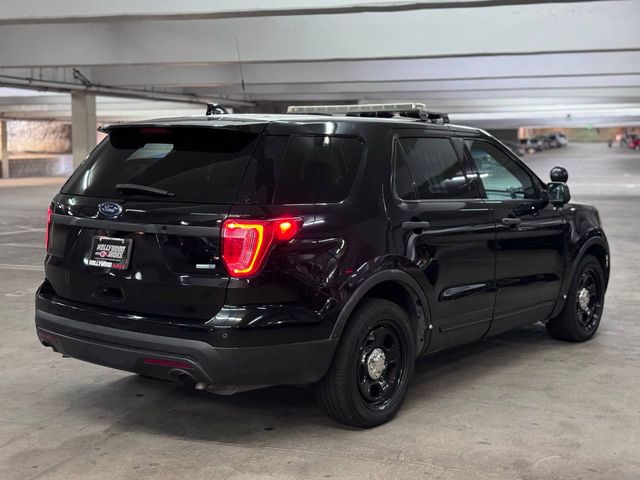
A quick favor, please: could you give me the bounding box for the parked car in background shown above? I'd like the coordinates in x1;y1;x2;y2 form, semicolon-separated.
533;135;552;150
520;138;543;154
558;133;568;146
627;136;640;150
545;133;568;148
619;133;638;148
502;140;526;156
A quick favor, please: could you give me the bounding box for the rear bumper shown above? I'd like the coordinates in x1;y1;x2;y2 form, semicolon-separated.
35;309;337;387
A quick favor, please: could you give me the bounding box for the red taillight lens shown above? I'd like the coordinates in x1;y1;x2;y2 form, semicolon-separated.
45;206;52;251
142;358;193;369
221;217;302;278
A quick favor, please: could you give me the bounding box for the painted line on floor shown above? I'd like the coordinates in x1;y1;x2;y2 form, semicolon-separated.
0;264;43;272
0;228;45;236
0;243;43;249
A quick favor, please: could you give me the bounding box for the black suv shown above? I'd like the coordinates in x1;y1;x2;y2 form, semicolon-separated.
36;103;610;427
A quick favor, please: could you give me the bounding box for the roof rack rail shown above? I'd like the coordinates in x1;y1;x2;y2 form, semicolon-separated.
206;103;229;115
286;103;449;124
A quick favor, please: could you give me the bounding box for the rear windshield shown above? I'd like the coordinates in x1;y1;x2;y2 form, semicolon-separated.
239;135;363;204
62;127;260;203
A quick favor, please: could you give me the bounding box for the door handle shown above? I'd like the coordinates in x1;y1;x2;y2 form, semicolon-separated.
501;217;522;226
402;221;431;231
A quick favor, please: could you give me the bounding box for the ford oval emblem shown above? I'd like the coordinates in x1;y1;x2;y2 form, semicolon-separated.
97;202;123;218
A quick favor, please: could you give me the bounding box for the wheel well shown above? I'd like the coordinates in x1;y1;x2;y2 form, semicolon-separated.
361;280;429;353
584;244;609;284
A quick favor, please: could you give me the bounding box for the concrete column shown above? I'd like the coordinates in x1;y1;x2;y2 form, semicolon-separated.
1;120;8;179
71;92;97;168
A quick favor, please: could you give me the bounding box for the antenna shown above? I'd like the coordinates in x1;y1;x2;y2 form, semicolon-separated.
206;103;230;115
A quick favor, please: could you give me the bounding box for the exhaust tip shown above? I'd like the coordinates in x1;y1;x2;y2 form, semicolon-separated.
168;368;198;385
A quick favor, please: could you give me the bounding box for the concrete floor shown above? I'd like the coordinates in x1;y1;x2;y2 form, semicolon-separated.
1;143;639;479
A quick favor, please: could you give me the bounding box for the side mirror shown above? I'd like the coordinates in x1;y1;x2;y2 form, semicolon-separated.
550;165;569;183
547;182;571;207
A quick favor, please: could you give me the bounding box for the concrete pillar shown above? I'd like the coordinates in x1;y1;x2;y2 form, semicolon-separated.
1;120;9;179
71;92;97;167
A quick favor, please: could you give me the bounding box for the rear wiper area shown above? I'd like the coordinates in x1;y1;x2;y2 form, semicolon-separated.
115;183;176;197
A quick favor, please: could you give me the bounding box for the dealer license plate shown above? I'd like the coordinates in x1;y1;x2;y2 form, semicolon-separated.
88;236;132;270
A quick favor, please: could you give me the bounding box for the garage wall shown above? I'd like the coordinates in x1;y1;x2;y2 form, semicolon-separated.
7;120;71;154
526;127;635;142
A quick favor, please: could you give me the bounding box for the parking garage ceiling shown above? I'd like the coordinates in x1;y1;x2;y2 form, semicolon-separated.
0;0;638;128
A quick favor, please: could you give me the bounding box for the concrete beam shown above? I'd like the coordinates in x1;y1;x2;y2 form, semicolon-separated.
0;2;637;67
218;88;640;103
76;51;640;87
71;92;96;167
2;53;638;109
6;51;639;88
0;74;255;107
6;75;639;100
2;103;639;130
200;74;640;96
2;92;640;115
0;0;611;24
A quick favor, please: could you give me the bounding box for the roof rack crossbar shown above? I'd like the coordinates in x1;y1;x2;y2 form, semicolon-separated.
286;103;449;124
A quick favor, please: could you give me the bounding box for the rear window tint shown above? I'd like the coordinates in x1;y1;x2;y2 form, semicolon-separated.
62;127;260;203
394;137;470;200
239;135;363;205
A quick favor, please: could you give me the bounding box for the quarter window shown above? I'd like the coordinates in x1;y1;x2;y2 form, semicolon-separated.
239;135;363;205
394;137;471;200
464;140;538;200
274;136;362;204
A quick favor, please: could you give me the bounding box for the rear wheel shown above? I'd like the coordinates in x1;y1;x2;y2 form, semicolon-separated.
546;255;605;342
316;299;416;428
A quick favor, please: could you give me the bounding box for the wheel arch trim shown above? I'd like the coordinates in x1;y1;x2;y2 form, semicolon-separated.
330;269;432;352
551;233;609;318
572;234;610;283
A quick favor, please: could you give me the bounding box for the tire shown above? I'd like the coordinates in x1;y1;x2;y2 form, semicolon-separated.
546;255;605;342
316;298;416;428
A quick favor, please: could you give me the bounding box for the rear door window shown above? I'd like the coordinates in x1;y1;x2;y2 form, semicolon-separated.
394;137;471;200
62;127;260;204
239;135;363;205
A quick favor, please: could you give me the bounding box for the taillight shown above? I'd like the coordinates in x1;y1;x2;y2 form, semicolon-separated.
221;217;302;278
45;206;52;251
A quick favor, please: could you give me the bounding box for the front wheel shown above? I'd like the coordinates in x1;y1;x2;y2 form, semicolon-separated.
316;299;416;428
546;255;605;342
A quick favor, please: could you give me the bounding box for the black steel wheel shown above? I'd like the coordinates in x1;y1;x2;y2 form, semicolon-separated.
316;298;416;428
547;254;606;342
356;323;409;410
574;266;603;333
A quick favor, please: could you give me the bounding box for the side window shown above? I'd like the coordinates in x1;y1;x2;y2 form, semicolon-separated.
464;139;538;200
238;135;363;205
273;136;362;204
394;137;471;200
